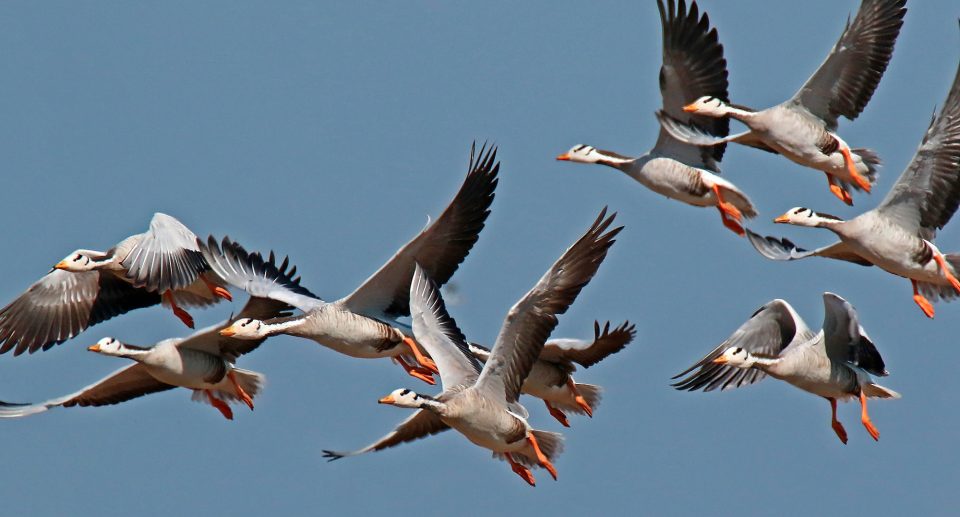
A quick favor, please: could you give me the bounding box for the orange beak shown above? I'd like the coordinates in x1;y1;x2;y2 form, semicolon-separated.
53;261;69;270
555;153;571;161
219;327;236;337
378;395;396;405
774;214;790;224
682;103;698;113
712;356;728;365
88;344;101;352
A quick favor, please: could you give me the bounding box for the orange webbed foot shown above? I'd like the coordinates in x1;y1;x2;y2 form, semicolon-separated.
828;182;854;206
831;419;848;445
506;453;536;487
545;401;570;428
860;391;880;442
913;294;935;319
527;432;558;481
567;379;594;418
172;306;195;329
227;371;254;410
402;336;439;374
206;391;234;420
840;146;871;193
718;212;746;236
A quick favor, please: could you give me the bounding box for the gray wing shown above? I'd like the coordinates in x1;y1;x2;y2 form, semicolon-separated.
338;142;498;318
672;300;806;391
321;409;449;461
0;364;175;417
652;0;730;170
789;0;907;130
409;264;482;390
199;236;324;313
821;292;887;377
474;208;621;404
0;270;161;356
745;228;873;266
121;213;210;292
177;295;293;361
875;50;960;239
539;320;637;368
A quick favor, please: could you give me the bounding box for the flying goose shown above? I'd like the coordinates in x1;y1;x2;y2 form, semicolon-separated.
208;143;499;384
468;320;636;427
557;0;756;236
323;209;621;486
0;295;290;420
0;212;232;356
673;293;900;444
660;0;907;205
746;45;960;318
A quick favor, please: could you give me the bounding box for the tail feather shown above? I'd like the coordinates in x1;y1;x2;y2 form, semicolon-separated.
917;276;960;303
852;147;881;187
189;367;266;405
863;383;901;400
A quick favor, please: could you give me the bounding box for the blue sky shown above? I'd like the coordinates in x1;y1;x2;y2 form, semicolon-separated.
0;1;957;515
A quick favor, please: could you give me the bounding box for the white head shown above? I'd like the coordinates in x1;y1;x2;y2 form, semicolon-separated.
219;318;267;339
54;250;107;272
378;388;427;408
774;207;844;227
556;144;603;164
88;337;125;356
682;96;729;117
712;347;755;368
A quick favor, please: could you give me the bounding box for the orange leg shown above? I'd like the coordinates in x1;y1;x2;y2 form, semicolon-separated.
402;336;438;374
394;356;436;385
206;390;233;420
526;431;558;481
826;397;847;444
544;400;570;428
859;391;880;442
202;274;232;301
711;185;744;236
931;251;960;294
505;453;536;486
839;145;871;192
911;280;935;319
825;173;853;206
163;291;195;328
566;378;593;418
227;370;254;410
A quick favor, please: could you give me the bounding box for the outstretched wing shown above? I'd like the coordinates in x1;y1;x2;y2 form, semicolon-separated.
0;270;161;356
789;0;907;130
539;320;637;368
876;49;960;239
199;236;324;313
338;142;498;318
409;264;482;390
0;364;175;417
321;409;449;461
672;300;808;392
745;228;873;266
474;209;621;404
652;0;730;170
121;213;210;292
821;292;887;377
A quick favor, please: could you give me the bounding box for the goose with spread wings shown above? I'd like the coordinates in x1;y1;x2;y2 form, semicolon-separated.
660;0;906;205
207;143;498;384
0;212;232;357
323;209;621;486
468;320;636;427
556;0;755;236
746;44;960;318
0;295;290;420
673;293;899;444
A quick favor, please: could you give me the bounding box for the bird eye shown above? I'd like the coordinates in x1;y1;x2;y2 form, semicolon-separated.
74;254;82;261
240;321;247;327
400;389;410;396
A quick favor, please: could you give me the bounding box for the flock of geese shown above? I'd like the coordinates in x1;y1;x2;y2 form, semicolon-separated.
1;0;958;486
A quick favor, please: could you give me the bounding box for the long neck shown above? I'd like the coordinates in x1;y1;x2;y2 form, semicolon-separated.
116;346;152;362
747;354;783;373
593;150;635;172
261;314;309;337
716;103;755;122
416;396;448;416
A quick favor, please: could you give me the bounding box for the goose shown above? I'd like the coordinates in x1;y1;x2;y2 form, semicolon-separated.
467;320;636;427
557;0;756;236
322;209;621;486
0;295;290;420
659;0;907;205
673;293;900;444
208;143;499;384
0;212;232;357
745;46;960;318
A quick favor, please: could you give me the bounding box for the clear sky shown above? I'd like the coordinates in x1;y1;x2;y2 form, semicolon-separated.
0;1;957;515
